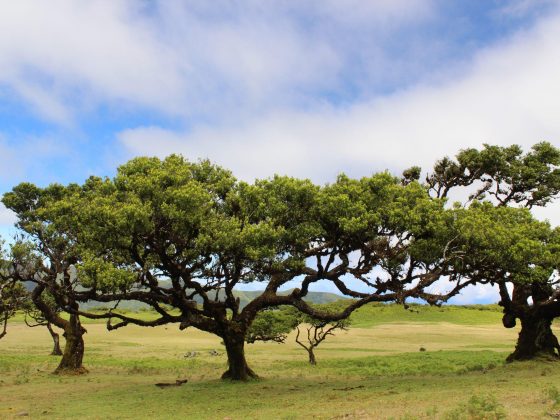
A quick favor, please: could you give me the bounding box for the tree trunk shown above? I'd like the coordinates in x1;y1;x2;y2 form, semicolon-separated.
506;314;560;362
221;333;257;381
0;315;7;340
307;348;317;365
54;314;88;374
47;322;63;356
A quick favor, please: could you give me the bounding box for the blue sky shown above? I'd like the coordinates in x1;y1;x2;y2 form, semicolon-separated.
1;0;559;303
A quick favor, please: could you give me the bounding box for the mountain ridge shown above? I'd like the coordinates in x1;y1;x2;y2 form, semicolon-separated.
83;288;347;311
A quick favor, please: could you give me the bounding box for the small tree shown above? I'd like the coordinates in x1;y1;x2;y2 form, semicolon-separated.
246;308;299;344
294;307;351;365
249;305;351;365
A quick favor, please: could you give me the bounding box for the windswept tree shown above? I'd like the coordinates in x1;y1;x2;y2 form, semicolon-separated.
2;185;89;374
416;142;560;360
34;155;456;380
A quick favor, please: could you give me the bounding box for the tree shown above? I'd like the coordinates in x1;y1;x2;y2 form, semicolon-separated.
246;307;299;344
0;276;26;340
2;184;89;374
294;306;350;365
420;142;560;360
33;155;454;380
455;203;560;360
247;304;350;365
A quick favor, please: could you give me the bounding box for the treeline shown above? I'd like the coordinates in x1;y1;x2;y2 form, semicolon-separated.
0;142;559;380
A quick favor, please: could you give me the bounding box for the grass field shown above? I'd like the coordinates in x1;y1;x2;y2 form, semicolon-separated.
1;305;560;419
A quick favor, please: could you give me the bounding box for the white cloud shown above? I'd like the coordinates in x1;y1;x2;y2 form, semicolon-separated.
120;7;560;212
0;0;438;124
0;1;187;123
0;134;74;185
0;204;16;226
494;0;556;18
446;284;500;305
0;137;24;180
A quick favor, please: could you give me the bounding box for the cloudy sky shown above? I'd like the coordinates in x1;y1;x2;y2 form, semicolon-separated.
0;0;559;302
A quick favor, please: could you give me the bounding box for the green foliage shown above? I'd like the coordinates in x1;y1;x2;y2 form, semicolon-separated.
69;156;318;290
453;202;559;285
77;254;138;291
401;166;422;185
246;307;300;343
444;394;506;420
428;141;560;207
0;282;27;319
0;239;29;337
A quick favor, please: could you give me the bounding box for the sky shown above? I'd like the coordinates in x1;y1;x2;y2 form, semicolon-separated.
0;0;559;303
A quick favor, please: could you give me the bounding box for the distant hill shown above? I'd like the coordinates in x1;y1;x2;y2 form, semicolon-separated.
234;289;347;308
83;288;347;311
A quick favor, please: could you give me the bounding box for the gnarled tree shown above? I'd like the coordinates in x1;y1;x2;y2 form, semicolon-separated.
455;203;560;360
419;142;560;360
3;184;89;374
37;155;456;380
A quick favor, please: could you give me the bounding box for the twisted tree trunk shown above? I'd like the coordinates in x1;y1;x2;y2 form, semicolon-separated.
31;286;88;374
505;312;560;361
54;313;87;374
46;322;63;356
500;282;560;362
307;348;317;365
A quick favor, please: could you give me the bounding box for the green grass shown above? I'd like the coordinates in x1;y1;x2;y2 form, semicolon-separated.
309;350;504;376
10;302;505;330
1;351;559;419
11;302;505;326
1;307;560;419
348;303;504;327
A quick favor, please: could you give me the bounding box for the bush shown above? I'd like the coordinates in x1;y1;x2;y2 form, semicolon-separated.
444;394;506;420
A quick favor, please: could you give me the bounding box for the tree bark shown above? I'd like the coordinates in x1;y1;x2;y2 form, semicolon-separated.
221;332;257;381
505;313;560;361
54;314;88;374
47;322;63;356
307;348;317;365
0;315;7;340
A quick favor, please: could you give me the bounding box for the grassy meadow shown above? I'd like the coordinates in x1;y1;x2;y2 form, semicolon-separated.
1;304;560;419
